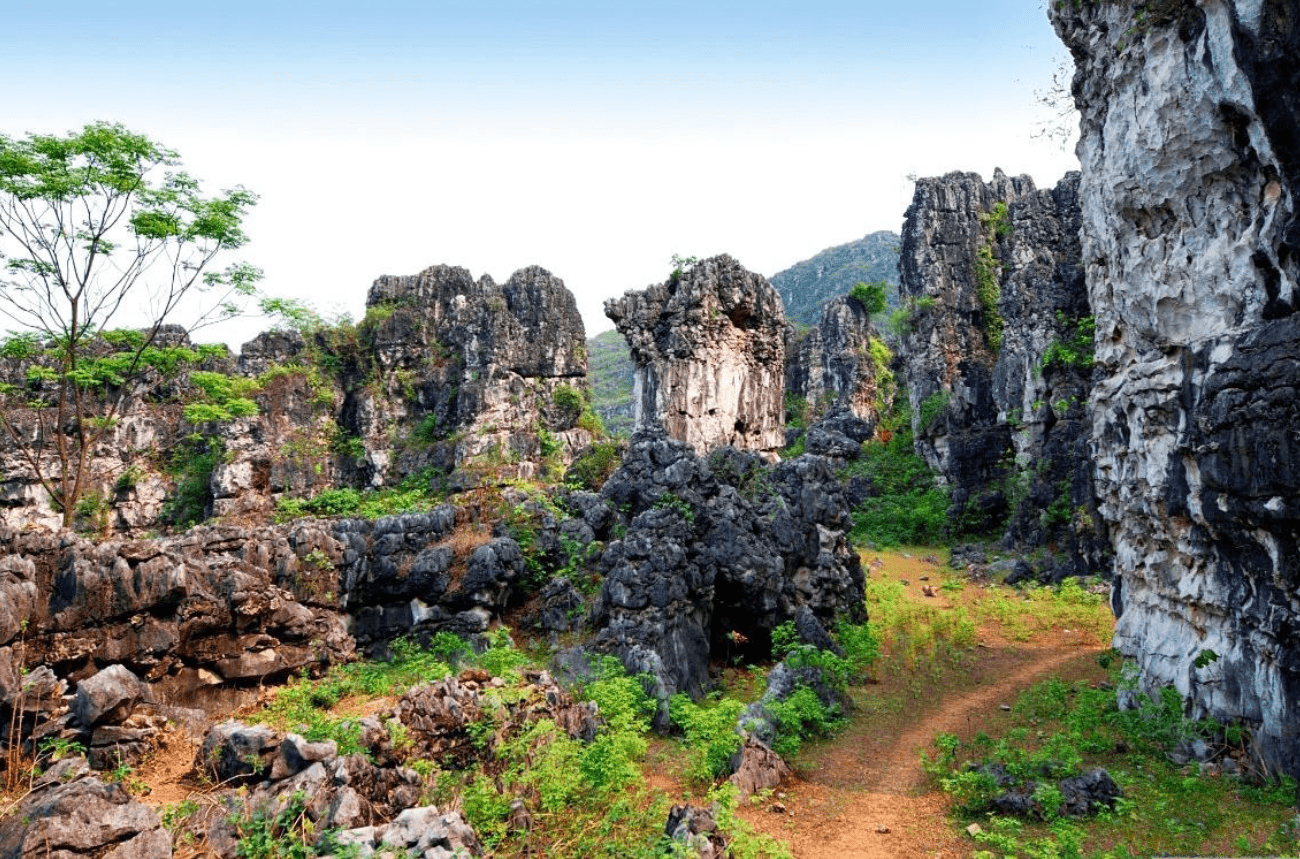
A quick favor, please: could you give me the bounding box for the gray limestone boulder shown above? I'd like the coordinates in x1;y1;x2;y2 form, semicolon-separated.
0;758;171;859
71;665;147;730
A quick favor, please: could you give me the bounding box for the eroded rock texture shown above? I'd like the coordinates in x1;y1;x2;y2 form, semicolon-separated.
0;265;590;532
899;170;1108;575
347;265;591;488
605;256;786;456
592;433;864;715
0;510;535;721
786;295;888;426
1052;0;1300;776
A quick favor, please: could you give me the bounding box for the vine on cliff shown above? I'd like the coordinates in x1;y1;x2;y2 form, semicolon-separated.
974;201;1011;352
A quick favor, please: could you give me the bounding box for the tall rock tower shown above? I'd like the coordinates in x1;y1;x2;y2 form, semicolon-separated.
605;255;786;456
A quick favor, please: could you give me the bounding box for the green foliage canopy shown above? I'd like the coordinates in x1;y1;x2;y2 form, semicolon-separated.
0;122;261;527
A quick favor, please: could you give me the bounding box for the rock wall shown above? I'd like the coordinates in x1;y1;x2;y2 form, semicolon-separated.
786;295;887;426
0;265;591;533
1052;0;1300;776
592;435;864;712
605;256;786;456
0;506;537;719
347;264;591;488
898;170;1108;574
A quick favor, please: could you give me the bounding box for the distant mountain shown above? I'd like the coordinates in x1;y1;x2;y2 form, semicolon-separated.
772;230;901;328
586;328;635;437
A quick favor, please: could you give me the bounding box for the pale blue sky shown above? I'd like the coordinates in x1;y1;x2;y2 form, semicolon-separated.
2;1;1077;342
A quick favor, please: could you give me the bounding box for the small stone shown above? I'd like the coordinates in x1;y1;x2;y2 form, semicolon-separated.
999;704;1011;711
769;802;786;814
966;823;983;837
875;826;891;834
919;576;930;581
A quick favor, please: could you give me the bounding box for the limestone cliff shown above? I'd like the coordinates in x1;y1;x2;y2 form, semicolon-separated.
342;264;591;488
898;170;1108;573
0;265;591;532
605;255;786;456
786;295;889;426
1052;0;1300;776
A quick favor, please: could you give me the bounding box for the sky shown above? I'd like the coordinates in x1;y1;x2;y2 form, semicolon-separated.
1;1;1078;345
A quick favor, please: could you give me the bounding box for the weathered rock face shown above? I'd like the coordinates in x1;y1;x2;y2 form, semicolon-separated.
0;509;538;723
899;170;1109;574
346;264;591;488
1052;0;1300;777
0;265;590;533
591;433;864;714
0;523;354;709
605;256;786;456
786;295;888;426
0;758;171;859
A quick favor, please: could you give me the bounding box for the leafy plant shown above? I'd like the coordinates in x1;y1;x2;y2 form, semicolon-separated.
848;280;889;316
670;693;747;784
161;434;224;529
845;403;949;547
1039;313;1096;375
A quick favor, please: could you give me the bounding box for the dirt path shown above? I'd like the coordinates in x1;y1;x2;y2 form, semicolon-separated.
737;645;1105;858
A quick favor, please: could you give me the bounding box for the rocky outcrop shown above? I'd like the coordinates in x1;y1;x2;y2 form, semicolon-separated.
1052;0;1300;777
605;256;786;456
0;507;542;732
786;295;889;427
0;265;591;533
898;170;1109;574
591;434;864;713
0;523;354;704
184;668;593;858
0;758;171;859
344;264;591;488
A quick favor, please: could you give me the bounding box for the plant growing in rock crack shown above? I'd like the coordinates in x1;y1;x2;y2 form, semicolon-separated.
973;201;1010;352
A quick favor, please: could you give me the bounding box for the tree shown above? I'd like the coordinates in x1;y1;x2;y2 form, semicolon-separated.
848;280;888;316
0;122;261;528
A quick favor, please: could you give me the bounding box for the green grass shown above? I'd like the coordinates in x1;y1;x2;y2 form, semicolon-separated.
925;664;1300;858
970;578;1113;644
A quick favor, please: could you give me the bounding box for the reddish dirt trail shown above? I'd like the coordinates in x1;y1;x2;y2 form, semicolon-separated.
738;645;1106;858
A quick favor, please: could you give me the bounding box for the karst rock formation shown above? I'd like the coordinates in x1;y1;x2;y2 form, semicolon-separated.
897;170;1109;575
605;255;787;457
1053;0;1300;777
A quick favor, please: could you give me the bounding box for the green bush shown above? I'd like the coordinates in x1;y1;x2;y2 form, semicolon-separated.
161;434;223;529
918;390;951;434
848;280;888;316
669;693;747;784
565;441;621;490
845;410;949;547
1039;313;1096;375
767;685;844;758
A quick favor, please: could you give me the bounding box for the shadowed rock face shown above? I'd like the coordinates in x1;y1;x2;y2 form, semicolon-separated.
605;255;786;456
786;295;885;425
1052;0;1300;777
591;433;864;716
898;170;1108;573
